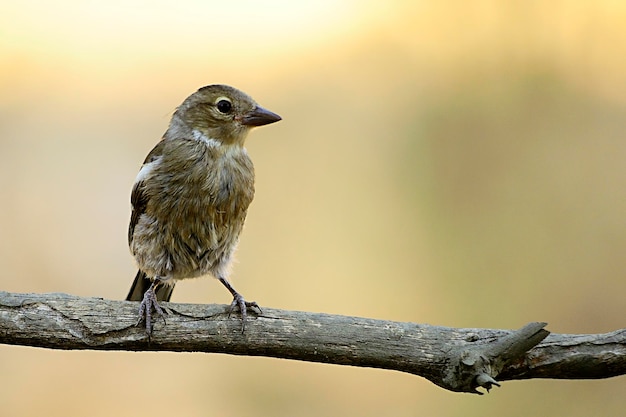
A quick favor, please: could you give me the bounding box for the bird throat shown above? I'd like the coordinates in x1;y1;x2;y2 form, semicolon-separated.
192;129;221;148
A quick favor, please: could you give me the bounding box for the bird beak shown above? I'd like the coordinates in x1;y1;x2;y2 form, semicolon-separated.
241;106;282;127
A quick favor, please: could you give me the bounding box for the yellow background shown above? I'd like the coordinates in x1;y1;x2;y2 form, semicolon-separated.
1;1;625;416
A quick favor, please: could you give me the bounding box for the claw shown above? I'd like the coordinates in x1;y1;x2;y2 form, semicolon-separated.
228;293;261;333
218;277;261;333
137;283;167;337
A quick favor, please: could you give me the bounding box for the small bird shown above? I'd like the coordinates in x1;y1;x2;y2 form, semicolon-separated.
126;84;281;335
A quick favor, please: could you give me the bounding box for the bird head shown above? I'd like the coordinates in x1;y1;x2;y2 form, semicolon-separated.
169;84;281;146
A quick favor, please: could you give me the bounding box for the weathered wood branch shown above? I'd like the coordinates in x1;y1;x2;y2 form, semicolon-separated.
0;291;624;394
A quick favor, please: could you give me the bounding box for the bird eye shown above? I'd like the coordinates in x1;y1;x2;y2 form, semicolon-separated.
216;99;232;114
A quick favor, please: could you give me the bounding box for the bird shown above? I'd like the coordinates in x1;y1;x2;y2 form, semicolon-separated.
125;84;281;335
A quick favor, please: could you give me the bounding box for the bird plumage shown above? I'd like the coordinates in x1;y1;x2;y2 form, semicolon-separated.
125;84;281;333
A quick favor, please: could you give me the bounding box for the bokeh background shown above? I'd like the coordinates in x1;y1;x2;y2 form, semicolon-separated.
1;1;625;416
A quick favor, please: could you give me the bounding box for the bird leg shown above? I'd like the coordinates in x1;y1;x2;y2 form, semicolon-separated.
218;277;261;333
137;279;167;336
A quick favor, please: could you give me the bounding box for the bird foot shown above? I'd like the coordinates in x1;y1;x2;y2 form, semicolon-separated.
228;293;262;333
137;284;167;336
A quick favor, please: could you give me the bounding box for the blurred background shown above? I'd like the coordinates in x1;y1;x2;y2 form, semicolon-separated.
1;1;625;416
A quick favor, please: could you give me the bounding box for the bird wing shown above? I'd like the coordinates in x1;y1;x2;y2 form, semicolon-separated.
128;140;166;247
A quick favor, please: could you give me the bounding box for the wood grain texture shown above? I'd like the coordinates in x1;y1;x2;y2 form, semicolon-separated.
0;291;624;394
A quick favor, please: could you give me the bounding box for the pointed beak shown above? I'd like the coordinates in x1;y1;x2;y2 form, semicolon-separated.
241;106;282;127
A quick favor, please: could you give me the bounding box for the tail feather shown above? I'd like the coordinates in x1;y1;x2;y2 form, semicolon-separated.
126;270;174;302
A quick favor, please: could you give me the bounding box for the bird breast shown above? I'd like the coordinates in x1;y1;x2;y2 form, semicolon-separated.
133;138;255;279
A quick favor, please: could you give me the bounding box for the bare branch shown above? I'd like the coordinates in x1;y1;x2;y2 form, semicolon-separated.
0;291;624;394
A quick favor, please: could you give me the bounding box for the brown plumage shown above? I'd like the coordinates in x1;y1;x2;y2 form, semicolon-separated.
126;84;281;334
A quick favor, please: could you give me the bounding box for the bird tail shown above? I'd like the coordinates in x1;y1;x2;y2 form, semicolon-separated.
126;270;174;302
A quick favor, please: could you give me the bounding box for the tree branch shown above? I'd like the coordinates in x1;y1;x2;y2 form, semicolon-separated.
0;291;624;394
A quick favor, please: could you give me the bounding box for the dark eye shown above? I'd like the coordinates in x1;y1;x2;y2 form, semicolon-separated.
216;99;232;114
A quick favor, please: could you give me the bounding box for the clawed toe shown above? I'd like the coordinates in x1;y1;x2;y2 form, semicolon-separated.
218;277;260;333
137;284;167;336
228;294;261;333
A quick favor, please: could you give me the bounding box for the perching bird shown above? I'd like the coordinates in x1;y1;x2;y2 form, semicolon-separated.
126;84;281;334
